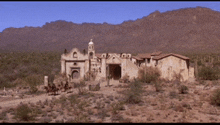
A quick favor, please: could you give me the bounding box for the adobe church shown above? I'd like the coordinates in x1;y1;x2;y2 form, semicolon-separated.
60;39;194;82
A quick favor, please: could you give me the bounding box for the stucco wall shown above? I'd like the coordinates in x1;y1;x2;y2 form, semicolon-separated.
156;56;189;81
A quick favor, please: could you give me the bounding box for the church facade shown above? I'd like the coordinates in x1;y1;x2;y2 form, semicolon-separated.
60;39;194;82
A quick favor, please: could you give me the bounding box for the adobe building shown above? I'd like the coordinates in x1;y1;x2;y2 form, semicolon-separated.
61;39;194;82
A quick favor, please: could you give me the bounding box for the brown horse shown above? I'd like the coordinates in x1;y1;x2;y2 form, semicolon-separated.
44;83;59;95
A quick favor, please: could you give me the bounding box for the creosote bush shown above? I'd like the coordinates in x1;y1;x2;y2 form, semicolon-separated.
138;66;161;83
198;66;219;80
124;79;143;104
14;104;35;121
211;88;220;106
178;85;188;94
119;73;130;83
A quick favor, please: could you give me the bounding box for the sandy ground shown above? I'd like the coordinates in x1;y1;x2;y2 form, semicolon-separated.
0;79;220;123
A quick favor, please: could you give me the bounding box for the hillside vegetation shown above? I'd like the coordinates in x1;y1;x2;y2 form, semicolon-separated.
1;7;220;54
0;52;61;88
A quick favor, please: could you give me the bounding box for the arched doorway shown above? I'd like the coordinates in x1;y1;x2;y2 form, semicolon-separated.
108;64;121;80
72;70;80;79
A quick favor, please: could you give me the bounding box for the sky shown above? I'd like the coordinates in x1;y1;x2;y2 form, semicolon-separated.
1;1;220;32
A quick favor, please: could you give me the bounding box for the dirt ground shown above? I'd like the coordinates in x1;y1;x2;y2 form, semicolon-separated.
0;79;220;123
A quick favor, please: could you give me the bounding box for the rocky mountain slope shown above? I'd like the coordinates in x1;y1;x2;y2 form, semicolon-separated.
1;6;220;54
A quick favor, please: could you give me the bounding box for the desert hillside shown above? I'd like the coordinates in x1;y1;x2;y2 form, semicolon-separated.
1;6;220;54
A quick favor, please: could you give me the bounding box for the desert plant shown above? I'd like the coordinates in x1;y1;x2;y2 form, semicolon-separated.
119;73;129;83
169;91;179;99
14;104;35;121
124;79;144;104
25;74;42;94
198;66;219;80
68;94;79;106
84;71;97;81
153;79;162;92
211;88;220;106
77;80;87;95
138;66;161;83
178;85;188;94
111;101;125;114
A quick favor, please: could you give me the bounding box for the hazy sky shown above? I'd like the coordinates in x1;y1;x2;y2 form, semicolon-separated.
1;1;220;32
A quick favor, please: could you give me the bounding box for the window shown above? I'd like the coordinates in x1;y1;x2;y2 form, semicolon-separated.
73;62;77;66
73;52;77;58
147;58;150;63
89;52;93;59
155;60;158;66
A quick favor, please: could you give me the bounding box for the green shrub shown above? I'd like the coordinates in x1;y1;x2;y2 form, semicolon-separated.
153;79;162;92
138;66;161;83
124;79;143;104
119;73;129;83
178;85;188;94
77;80;87;95
211;88;220;106
14;104;35;121
68;94;79;106
169;91;179;99
198;66;219;80
84;71;97;81
111;101;125;114
25;74;42;94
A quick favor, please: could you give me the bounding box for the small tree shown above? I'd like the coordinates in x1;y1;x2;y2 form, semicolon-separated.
198;66;219;80
211;88;220;106
15;104;35;121
124;79;144;104
138;66;161;83
25;75;42;94
178;85;188;94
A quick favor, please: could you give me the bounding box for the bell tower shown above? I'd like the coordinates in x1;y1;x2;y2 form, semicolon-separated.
88;39;95;59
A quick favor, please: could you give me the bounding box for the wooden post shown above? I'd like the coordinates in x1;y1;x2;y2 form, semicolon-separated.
44;76;48;86
195;59;198;79
107;65;110;87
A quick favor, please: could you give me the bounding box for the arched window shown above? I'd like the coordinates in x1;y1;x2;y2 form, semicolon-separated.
73;52;77;58
89;52;93;59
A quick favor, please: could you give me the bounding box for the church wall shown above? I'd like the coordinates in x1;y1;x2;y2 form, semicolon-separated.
156;56;189;81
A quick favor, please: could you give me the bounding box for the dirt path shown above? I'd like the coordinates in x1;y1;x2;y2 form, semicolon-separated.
0;88;78;108
0;80;121;109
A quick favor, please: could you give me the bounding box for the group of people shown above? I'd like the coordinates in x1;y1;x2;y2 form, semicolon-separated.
44;80;72;95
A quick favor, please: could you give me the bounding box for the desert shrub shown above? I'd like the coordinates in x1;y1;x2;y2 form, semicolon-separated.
169;91;179;99
211;88;220;106
124;79;144;104
119;73;129;83
153;79;162;92
14;104;35;121
77;100;89;111
198;66;219;80
138;66;161;83
84;71;97;81
0;110;8;120
68;94;79;106
178;85;188;94
111;101;125;114
77;80;87;95
25;74;42;94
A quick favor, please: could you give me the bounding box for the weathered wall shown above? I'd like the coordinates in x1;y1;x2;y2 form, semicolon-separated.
156;56;189;81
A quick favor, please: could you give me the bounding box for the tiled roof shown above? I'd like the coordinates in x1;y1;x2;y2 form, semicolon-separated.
95;53;102;58
153;53;190;60
132;56;143;60
136;53;151;59
151;51;162;56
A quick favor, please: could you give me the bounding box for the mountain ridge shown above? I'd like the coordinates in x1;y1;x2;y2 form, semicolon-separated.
1;6;220;54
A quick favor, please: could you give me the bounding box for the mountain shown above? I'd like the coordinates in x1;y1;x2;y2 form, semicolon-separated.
1;6;220;54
